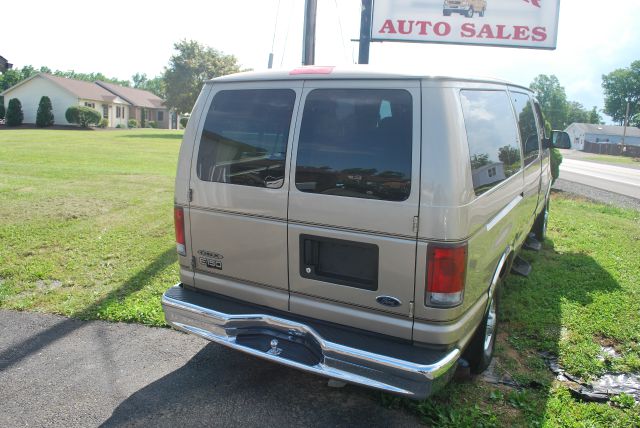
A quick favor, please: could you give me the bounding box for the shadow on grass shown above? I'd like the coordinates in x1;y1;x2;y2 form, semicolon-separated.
118;133;183;140
0;247;176;372
500;238;621;356
392;238;623;425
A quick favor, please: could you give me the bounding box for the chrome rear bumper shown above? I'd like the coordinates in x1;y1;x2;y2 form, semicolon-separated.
162;284;460;399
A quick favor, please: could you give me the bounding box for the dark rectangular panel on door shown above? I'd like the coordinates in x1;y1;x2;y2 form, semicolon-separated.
300;235;378;291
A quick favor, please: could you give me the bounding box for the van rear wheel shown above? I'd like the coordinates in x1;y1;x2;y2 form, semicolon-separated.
464;287;499;374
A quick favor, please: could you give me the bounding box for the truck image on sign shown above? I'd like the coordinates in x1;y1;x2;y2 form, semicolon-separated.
443;0;487;17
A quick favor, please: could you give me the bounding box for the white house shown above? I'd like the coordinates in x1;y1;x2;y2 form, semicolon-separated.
1;73;177;129
564;123;640;151
472;162;506;189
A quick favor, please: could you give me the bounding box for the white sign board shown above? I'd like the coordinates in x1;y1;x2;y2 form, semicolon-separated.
371;0;560;49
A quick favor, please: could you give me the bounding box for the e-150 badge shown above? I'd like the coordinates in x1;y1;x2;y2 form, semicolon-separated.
197;250;223;270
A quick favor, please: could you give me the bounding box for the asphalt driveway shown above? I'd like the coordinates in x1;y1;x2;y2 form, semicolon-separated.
0;310;420;427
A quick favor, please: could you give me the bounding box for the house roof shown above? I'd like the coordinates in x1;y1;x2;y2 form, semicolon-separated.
95;81;165;109
1;73;166;109
40;74;122;103
566;123;640;138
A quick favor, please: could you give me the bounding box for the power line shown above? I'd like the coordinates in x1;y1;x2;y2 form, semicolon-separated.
280;0;294;67
271;0;281;53
268;0;282;68
333;0;352;63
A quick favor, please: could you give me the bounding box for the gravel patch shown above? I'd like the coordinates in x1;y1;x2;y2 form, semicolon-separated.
552;179;640;211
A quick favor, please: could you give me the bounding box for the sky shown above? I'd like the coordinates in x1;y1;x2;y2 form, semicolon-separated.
3;0;639;123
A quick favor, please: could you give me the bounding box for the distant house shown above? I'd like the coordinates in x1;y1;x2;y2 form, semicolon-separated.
95;81;176;129
472;162;506;189
564;123;640;151
0;55;12;73
0;73;178;129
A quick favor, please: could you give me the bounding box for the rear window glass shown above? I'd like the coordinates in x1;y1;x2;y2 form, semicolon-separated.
460;90;522;195
196;89;296;188
295;89;412;202
511;92;540;166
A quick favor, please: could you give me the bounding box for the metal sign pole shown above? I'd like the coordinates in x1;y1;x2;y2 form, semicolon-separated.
302;0;318;65
358;0;373;64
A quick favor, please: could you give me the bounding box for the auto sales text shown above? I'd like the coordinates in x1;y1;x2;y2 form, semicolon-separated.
378;20;547;42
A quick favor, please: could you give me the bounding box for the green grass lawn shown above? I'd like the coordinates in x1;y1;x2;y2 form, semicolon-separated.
0;129;181;325
583;154;640;167
0;129;638;426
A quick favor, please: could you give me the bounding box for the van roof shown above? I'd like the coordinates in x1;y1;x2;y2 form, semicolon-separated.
210;65;531;91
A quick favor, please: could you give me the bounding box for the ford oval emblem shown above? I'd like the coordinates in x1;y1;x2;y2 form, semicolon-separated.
376;296;402;307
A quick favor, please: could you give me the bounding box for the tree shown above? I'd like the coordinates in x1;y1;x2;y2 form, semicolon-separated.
132;72;165;98
470;153;490;169
6;98;24;126
498;145;520;166
163;40;241;114
588;106;603;125
530;74;568;130
565;101;590;125
0;103;5;120
65;106;101;127
36;96;54;127
0;68;23;91
631;112;640;128
602;60;640;125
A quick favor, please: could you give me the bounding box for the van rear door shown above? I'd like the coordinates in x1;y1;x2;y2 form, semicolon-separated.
287;80;421;338
188;82;301;311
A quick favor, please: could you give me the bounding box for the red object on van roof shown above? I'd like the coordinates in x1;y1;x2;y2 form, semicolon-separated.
289;66;335;75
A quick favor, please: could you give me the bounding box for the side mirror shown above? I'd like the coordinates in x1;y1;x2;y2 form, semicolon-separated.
552;130;571;149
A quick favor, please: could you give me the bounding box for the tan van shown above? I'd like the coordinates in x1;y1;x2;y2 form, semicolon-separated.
443;0;487;17
162;66;570;399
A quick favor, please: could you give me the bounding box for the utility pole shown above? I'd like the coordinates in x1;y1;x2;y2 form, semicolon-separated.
358;0;373;64
621;101;630;147
302;0;317;65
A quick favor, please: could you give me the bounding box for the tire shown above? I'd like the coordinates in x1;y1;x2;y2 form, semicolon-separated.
479;8;485;17
464;285;499;374
532;200;549;242
467;8;474;18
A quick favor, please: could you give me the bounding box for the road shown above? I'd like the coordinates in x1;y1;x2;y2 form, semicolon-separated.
559;158;640;200
0;310;420;428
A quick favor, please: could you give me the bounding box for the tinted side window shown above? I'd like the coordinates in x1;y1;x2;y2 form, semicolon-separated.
196;89;296;188
511;92;540;166
461;90;522;195
295;89;412;202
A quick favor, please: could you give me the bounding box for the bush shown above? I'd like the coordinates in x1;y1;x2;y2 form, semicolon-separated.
6;98;24;127
65;106;102;128
128;119;138;128
98;118;109;128
36;96;55;127
551;148;563;184
147;121;158;128
0;103;5;121
180;116;188;128
116;124;122;128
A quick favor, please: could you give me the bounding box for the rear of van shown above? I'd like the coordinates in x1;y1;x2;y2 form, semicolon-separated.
163;67;546;398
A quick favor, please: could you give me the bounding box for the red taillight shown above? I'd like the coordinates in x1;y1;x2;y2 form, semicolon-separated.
426;244;467;307
174;206;186;256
